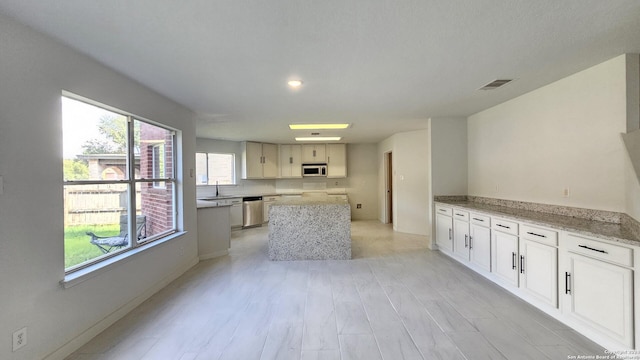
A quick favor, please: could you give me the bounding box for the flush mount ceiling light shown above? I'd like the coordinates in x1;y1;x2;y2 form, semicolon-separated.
289;123;350;130
295;136;342;142
287;80;303;88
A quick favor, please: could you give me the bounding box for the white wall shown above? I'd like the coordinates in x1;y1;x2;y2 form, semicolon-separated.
377;130;430;235
0;13;197;360
428;117;468;247
196;139;379;220
430;117;468;196
468;55;630;213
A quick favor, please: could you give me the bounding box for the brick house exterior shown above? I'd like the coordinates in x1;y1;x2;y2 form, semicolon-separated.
139;122;174;238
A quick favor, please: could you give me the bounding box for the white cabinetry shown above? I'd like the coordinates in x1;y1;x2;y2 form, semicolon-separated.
263;195;281;223
229;198;243;229
435;205;453;252
491;218;520;287
197;206;231;259
302;144;326;163
279;145;302;178
562;234;634;349
452;210;470;261
241;141;278;179
519;225;558;308
469;214;491;272
326;144;347;178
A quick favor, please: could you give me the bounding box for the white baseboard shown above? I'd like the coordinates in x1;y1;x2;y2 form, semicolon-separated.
199;249;229;261
44;256;199;360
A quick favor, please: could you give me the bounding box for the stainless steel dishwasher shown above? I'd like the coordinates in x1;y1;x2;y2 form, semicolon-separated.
242;196;263;228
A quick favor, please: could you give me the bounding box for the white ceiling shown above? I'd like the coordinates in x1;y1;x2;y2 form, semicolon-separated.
1;1;639;144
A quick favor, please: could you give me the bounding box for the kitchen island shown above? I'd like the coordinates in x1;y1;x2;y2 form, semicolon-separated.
268;198;351;260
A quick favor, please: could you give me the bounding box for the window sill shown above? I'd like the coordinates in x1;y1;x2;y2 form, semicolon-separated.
61;231;187;289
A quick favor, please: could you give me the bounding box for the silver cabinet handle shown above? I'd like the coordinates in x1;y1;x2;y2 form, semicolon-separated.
469;235;473;249
448;229;452;240
465;234;468;248
496;224;510;229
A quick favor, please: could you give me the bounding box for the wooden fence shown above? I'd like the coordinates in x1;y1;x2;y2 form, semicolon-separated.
64;184;141;226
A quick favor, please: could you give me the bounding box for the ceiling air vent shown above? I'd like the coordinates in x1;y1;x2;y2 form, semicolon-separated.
479;79;513;90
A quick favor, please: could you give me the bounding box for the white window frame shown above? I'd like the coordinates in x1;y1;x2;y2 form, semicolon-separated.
62;93;179;274
196;152;236;185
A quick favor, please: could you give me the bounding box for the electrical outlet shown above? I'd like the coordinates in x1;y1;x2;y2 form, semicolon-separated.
563;188;570;197
13;327;27;352
356;204;362;209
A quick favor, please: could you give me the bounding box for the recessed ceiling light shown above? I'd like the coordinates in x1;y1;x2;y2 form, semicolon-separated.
287;80;303;88
289;123;350;130
295;137;342;142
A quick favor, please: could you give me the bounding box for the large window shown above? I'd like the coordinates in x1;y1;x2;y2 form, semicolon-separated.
62;95;178;272
195;152;235;185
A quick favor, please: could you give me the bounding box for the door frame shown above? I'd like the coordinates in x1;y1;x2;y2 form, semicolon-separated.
383;151;393;224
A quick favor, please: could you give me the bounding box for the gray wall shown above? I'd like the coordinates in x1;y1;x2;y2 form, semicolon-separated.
0;13;197;360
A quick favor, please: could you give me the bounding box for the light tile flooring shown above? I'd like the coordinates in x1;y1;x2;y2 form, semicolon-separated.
68;220;606;360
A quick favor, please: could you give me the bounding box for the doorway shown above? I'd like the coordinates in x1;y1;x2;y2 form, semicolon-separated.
384;151;393;224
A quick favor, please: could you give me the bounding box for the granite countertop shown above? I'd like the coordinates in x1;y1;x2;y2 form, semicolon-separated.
435;200;640;246
271;198;350;206
196;199;233;209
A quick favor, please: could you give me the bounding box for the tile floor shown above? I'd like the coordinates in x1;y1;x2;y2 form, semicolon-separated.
68;220;606;360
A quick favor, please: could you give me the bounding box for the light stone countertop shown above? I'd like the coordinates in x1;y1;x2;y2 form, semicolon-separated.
435;200;640;246
271;198;350;206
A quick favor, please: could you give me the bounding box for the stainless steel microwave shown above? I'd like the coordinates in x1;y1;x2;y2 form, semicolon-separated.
302;164;327;177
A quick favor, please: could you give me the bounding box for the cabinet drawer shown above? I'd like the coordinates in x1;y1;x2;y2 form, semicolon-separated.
470;213;491;227
492;218;519;235
566;234;633;267
263;196;280;202
453;210;469;221
435;205;452;216
520;224;558;246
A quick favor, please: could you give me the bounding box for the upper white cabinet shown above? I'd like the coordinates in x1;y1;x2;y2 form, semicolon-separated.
326;144;347;178
241;141;278;179
302;144;326;163
279;144;302;178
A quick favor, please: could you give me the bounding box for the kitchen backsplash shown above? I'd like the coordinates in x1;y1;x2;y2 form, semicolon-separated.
197;178;347;198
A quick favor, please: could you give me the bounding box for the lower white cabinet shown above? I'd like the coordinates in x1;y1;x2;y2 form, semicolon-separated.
492;228;519;287
453;216;470;261
562;236;634;349
263;195;281;223
435;202;637;350
436;213;453;252
229;198;243;228
469;222;491;272
520;238;557;308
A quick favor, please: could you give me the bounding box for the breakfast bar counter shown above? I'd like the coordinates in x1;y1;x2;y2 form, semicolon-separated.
268;198;351;260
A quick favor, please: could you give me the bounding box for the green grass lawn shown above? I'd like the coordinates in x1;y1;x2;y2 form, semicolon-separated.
65;224;120;268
